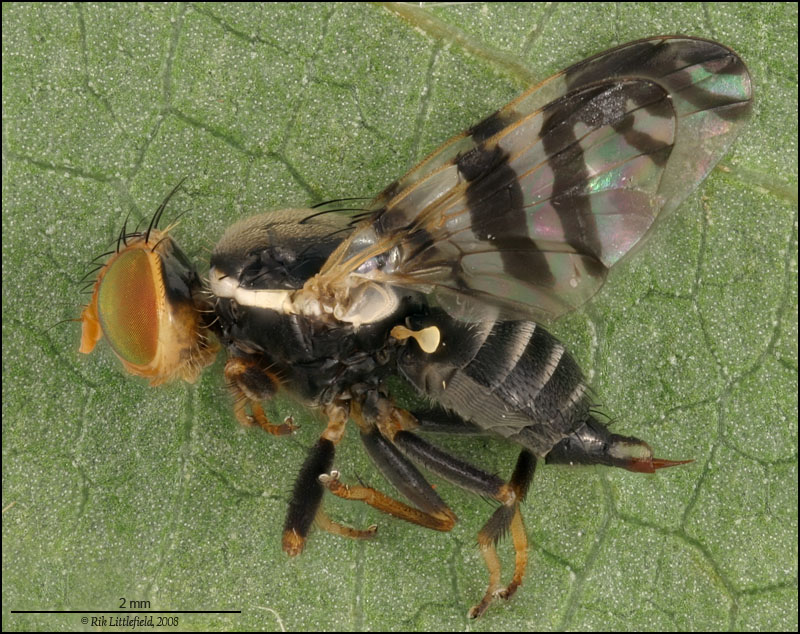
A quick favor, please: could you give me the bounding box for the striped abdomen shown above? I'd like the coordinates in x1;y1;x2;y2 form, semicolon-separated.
397;311;591;457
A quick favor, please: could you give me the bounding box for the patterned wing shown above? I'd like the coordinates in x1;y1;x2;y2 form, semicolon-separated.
300;36;752;324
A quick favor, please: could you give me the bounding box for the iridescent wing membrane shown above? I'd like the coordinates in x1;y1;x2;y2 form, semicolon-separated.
304;36;752;324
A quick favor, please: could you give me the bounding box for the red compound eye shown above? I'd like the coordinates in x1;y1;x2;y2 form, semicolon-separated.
97;248;160;367
80;229;219;385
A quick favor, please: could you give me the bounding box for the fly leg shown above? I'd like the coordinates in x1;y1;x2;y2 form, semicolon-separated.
283;401;376;556
314;508;378;541
325;394;535;617
224;355;297;436
320;427;458;532
388;420;536;618
318;398;457;532
469;450;535;618
410;407;484;435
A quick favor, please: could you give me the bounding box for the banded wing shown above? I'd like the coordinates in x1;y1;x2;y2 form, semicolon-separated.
300;36;752;324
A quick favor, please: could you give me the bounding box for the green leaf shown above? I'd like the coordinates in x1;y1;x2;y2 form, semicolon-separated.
3;3;796;631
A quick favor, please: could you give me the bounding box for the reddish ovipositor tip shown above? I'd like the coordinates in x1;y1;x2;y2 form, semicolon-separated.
626;457;694;474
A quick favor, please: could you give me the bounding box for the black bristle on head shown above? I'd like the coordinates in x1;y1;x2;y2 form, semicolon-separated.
89;249;115;264
146;177;187;243
77;264;105;285
149;235;170;254
120;213;130;247
116;212;131;253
